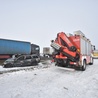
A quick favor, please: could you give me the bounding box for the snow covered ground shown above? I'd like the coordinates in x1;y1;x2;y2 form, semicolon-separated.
0;60;98;98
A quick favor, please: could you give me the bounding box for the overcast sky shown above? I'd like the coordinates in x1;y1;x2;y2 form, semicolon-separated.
0;0;98;52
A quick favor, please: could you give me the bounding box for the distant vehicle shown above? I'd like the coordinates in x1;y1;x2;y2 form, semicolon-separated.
0;38;40;60
43;47;54;57
3;54;40;68
92;50;98;59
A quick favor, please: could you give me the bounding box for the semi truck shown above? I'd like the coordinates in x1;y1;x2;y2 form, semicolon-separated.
51;30;95;71
0;38;40;60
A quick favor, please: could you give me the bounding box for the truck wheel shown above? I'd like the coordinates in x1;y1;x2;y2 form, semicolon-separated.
89;59;93;65
89;62;93;65
81;60;86;71
56;62;61;66
74;66;80;70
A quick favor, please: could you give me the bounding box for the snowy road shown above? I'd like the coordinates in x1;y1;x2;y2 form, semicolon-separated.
0;60;98;98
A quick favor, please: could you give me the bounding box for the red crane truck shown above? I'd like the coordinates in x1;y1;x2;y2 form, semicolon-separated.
51;30;94;71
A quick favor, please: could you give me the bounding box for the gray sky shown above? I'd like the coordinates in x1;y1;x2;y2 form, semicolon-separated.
0;0;98;52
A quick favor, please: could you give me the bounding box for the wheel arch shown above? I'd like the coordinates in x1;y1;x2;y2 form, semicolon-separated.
81;56;87;66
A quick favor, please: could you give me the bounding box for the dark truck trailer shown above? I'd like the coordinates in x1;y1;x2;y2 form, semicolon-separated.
0;38;40;59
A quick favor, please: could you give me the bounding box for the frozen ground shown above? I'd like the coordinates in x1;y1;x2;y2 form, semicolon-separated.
0;60;98;98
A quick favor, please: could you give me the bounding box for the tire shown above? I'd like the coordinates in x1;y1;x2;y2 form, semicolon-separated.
56;62;61;66
31;62;38;66
74;66;80;70
89;62;93;65
3;64;13;68
81;60;86;71
89;59;93;65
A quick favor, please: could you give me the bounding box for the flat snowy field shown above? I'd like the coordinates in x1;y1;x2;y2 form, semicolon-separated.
0;60;98;98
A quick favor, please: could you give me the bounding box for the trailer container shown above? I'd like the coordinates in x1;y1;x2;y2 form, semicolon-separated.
0;38;31;55
0;38;40;60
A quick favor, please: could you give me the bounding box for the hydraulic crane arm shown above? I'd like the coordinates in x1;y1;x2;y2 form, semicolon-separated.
55;32;77;52
51;32;80;62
